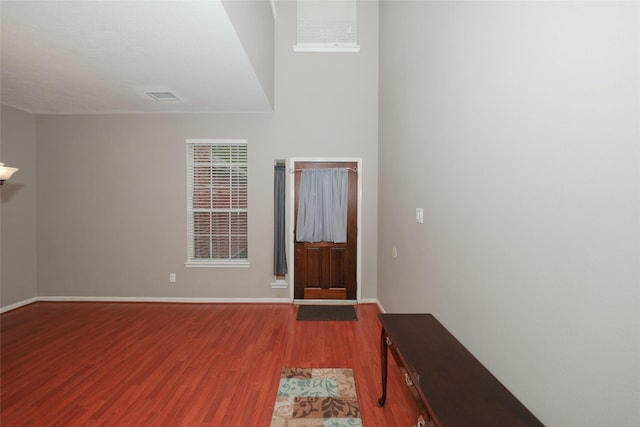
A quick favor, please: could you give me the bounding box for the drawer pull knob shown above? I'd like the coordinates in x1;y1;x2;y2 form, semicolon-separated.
404;373;414;387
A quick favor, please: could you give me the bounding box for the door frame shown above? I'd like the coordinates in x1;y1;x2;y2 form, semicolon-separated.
288;157;362;304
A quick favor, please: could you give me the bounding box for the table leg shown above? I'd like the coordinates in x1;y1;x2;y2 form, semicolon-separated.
377;327;388;407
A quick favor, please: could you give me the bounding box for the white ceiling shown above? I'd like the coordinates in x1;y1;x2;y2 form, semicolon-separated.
0;0;272;114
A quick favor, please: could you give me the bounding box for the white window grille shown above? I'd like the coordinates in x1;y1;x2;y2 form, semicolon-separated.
186;139;249;267
294;0;360;53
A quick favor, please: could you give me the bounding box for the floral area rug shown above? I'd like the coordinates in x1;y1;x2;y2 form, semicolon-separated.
270;368;362;427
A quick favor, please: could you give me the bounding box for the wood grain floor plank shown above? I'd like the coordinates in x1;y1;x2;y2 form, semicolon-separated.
2;302;419;426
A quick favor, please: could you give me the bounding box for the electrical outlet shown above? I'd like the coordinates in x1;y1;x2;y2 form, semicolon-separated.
169;273;176;283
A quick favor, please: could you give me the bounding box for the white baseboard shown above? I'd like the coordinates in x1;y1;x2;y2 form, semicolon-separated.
2;296;382;313
37;296;292;304
0;297;38;314
1;296;291;312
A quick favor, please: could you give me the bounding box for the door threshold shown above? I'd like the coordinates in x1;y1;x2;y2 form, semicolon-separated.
294;299;358;306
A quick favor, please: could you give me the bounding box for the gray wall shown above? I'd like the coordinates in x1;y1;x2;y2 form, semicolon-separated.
33;0;379;301
378;2;639;426
222;0;275;108
1;105;38;308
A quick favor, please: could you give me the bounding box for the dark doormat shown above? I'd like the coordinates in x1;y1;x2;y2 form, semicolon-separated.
296;305;358;321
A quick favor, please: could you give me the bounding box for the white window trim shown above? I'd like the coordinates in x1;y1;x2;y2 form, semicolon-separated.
293;44;360;53
185;139;249;268
185;260;249;268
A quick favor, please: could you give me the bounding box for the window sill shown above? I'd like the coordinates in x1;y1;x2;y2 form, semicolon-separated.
271;280;288;289
293;44;360;53
185;260;250;268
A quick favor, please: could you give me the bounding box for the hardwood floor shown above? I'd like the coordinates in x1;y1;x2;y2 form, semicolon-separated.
1;302;420;426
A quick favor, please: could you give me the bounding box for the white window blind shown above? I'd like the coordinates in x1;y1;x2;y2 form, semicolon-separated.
186;139;248;267
294;0;360;52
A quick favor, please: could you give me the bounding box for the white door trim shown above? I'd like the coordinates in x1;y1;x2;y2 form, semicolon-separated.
288;157;362;303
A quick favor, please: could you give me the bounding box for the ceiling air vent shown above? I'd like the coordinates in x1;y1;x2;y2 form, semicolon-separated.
146;91;180;101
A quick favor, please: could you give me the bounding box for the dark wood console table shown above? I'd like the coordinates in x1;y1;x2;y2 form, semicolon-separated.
377;314;544;426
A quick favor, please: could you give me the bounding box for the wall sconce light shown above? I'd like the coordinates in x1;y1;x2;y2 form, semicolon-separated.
0;163;19;185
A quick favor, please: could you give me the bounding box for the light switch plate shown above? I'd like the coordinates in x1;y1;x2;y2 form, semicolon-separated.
416;208;424;224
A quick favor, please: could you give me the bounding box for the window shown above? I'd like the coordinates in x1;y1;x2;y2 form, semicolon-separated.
186;139;248;267
293;0;360;53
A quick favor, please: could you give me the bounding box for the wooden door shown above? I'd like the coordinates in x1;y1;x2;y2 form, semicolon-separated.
294;161;358;300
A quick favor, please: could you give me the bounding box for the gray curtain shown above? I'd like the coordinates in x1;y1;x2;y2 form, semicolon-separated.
273;164;288;275
296;168;348;243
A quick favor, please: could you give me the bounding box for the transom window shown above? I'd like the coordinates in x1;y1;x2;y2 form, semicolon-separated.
186;139;248;267
294;0;360;53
